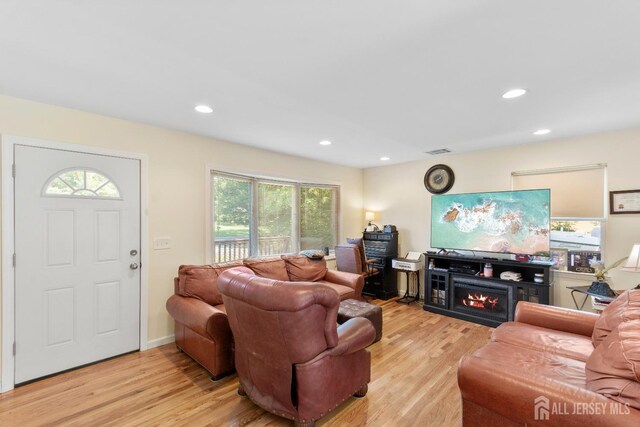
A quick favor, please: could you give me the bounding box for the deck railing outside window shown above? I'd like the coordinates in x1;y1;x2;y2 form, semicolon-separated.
214;236;291;263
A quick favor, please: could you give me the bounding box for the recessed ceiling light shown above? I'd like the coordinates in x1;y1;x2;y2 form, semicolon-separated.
319;140;332;146
195;104;213;114
502;89;527;99
380;156;390;161
533;129;551;135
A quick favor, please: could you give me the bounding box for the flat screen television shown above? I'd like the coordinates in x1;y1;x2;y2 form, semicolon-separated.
431;189;550;256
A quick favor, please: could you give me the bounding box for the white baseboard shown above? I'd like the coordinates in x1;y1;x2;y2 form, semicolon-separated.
146;335;175;349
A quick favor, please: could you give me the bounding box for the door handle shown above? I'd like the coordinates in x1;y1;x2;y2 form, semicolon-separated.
130;263;139;270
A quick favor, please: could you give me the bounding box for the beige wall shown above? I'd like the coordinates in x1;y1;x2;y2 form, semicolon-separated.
0;95;365;352
2;92;639;379
364;129;640;309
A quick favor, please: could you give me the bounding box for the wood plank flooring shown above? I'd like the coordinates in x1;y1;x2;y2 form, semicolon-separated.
0;299;492;426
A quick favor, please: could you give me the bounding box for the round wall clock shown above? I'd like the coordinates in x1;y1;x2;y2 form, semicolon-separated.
424;164;455;194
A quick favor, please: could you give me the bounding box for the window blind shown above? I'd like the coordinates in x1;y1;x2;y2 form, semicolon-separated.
512;165;606;218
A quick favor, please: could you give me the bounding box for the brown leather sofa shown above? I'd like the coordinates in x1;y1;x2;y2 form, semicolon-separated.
217;267;376;427
458;290;640;426
165;255;364;379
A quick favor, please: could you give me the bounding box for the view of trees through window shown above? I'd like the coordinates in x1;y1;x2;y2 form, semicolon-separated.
212;173;338;262
300;186;337;251
258;183;294;256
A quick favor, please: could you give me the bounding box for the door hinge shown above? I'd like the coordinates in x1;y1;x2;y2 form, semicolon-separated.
13;342;16;356
12;163;16;178
12;253;16;267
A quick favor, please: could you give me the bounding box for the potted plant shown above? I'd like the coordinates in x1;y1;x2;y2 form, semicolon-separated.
588;257;627;297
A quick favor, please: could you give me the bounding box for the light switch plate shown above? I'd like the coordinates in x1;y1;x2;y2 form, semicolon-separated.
153;237;171;250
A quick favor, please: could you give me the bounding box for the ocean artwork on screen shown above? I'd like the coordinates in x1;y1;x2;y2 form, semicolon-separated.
431;189;550;256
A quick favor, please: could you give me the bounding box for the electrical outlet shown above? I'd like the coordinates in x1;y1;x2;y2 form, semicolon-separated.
153;237;171;250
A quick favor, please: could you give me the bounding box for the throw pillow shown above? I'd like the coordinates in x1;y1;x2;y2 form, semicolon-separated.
282;254;327;282
586;319;640;410
178;261;243;306
592;289;640;347
243;256;289;281
299;249;326;259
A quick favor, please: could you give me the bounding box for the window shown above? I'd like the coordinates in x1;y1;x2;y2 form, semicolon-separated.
44;168;120;199
211;172;339;262
512;164;606;272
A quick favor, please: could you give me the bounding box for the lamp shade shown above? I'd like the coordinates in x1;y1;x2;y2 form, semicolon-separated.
365;211;375;221
622;244;640;271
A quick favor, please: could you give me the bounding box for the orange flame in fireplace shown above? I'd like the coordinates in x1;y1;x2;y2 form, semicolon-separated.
462;292;499;310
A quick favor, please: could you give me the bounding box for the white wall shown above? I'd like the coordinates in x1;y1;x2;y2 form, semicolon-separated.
364;129;640;309
0;95;365;352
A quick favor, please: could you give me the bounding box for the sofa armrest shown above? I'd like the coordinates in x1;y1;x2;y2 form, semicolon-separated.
332;317;376;356
458;352;639;427
166;294;230;340
514;301;599;337
323;269;364;298
303;317;375;365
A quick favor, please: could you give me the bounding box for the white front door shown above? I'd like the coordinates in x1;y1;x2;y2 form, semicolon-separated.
14;144;141;384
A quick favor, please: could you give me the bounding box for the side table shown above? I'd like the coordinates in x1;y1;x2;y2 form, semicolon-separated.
567;285;620;311
395;268;421;304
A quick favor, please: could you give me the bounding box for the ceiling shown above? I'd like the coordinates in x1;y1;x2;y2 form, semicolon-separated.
2;1;640;168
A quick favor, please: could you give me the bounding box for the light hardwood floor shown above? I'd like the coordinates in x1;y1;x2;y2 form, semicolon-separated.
0;299;492;426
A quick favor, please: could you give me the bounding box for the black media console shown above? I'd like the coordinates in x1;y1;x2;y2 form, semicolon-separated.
423;253;554;327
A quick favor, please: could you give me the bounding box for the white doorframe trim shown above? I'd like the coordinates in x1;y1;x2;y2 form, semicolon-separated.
1;134;149;393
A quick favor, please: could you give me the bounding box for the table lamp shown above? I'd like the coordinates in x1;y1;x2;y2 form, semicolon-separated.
365;211;379;231
623;244;640;289
622;244;640;271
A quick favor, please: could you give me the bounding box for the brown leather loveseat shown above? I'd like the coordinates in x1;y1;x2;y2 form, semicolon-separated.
458;290;640;426
166;254;364;378
218;267;376;427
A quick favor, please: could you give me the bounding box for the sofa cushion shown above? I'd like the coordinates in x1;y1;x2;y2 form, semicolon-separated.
586;320;640;410
592;289;640;347
178;261;243;305
492;321;594;362
243;256;289;281
316;280;356;300
462;340;588;391
282;255;327;282
457;341;629;425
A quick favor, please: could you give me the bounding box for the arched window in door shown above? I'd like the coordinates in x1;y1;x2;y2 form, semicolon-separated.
43;168;121;199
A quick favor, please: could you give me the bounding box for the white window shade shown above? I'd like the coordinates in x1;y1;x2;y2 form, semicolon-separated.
512;165;606;218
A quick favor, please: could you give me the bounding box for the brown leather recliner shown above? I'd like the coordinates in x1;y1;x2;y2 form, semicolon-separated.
218;267;376;427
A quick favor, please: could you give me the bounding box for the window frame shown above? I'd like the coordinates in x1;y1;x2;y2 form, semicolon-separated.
207;170;340;262
42;167;122;200
511;163;608;275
